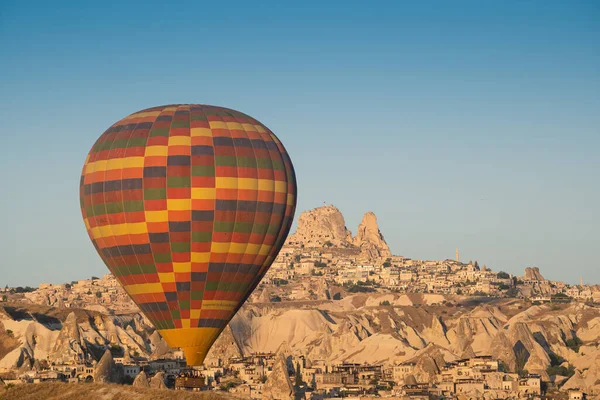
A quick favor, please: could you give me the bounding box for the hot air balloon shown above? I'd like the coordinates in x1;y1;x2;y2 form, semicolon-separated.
79;104;297;365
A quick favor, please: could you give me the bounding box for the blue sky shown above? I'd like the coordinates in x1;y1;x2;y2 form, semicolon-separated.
0;0;598;286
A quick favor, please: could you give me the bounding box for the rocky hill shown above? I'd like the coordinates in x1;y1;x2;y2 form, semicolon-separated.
4;295;600;392
285;205;391;259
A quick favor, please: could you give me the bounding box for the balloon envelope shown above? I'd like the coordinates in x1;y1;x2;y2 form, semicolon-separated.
79;104;297;365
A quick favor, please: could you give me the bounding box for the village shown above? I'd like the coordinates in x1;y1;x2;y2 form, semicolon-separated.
1;241;598;399
6;244;597;312
2;345;583;400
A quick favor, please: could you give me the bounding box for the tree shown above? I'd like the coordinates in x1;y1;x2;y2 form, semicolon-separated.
295;361;303;387
64;283;72;290
6;329;13;337
383;261;391;268
95;291;102;298
497;271;510;279
566;337;583;353
294;255;301;262
1;295;6;302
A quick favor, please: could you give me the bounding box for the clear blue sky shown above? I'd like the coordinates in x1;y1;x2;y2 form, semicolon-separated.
1;0;598;287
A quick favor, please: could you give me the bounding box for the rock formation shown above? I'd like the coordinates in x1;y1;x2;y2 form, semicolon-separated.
262;352;295;399
94;349;114;383
285;205;392;258
49;312;86;364
204;325;243;366
353;212;391;258
150;371;167;389
524;267;545;281
133;371;150;388
286;205;352;247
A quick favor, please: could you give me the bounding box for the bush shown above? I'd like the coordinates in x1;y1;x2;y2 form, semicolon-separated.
6;329;13;337
380;300;391;306
547;364;575;378
347;285;376;293
566;337;583;353
270;296;282;302
549;353;565;367
313;261;327;268
13;286;35;293
383;261;391;268
497;271;510;279
95;291;102;298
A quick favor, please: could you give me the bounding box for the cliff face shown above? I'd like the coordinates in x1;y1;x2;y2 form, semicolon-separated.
353;212;392;258
524;267;545;281
286;205;352;248
3;297;600;387
286;205;392;259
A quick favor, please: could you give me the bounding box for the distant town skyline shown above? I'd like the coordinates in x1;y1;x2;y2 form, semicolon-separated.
0;1;598;286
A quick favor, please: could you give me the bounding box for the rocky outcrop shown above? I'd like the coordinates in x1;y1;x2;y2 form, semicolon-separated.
286;205;352;247
49;312;86;364
262;352;294;399
285;205;392;259
94;349;114;383
353;212;391;258
150;371;167;389
524;267;545;281
132;371;150;388
204;325;243;366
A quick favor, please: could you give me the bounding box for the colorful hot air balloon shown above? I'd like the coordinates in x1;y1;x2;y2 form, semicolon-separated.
79;104;297;365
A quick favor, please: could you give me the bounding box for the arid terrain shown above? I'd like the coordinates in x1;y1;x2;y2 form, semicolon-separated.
1;205;599;398
0;382;233;400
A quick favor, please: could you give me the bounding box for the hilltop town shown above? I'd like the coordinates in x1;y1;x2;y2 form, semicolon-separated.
1;205;599;399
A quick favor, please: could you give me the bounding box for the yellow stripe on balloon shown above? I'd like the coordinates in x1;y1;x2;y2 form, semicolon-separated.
91;223;148;239
128;111;161;119
191;252;211;263
167;199;191;211
173;262;192;273
145;210;169;222
190;127;212;137
125;283;163;295
145;146;168;157
210;242;264;254
201;300;238;310
215;178;286;193
208;121;228;130
168;136;191;146
225;121;244;131
191;188;216;199
85;156;145;173
158;273;175;283
241;123;256;132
